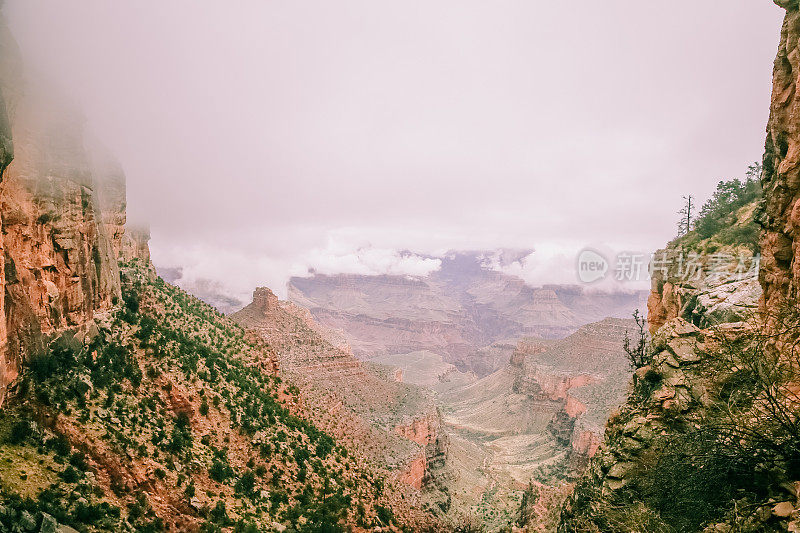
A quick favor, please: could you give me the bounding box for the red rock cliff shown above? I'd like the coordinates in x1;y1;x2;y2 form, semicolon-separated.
761;0;800;317
0;14;147;406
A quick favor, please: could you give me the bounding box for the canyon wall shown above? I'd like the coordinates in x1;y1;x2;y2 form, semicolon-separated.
647;247;761;333
762;0;800;316
0;77;13;408
288;253;648;377
0;15;146;407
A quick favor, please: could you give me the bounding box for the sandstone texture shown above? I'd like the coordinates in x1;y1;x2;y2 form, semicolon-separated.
762;0;800;315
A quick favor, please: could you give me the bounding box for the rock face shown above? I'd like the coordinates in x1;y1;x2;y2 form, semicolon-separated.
0;14;148;407
762;0;800;316
647;247;761;333
289;251;648;377
394;414;449;490
0;69;13;408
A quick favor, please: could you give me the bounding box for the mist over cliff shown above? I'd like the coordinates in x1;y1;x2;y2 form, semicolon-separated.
0;1;782;303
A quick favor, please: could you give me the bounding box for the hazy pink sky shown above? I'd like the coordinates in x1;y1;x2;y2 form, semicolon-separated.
4;1;785;301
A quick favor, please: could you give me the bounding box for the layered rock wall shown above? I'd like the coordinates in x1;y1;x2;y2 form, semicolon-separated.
0;85;13;406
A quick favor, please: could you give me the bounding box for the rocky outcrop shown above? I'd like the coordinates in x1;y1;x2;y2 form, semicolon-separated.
120;224;152;264
395;413;441;447
515;366;596;402
92;147;127;259
566;318;707;494
232;287;361;374
395;413;449;490
561;5;800;528
647;247;761;333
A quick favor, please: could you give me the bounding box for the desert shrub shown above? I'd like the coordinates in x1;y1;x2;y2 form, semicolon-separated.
45;435;71;456
199;398;209;416
234;470;256;496
375;505;394;526
454;514;486;533
616;305;800;531
69;452;89;471
209;456;234;483
8;420;33;444
60;465;81;483
29;345;77;383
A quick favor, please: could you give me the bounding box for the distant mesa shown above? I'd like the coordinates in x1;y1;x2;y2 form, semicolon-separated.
287;250;648;377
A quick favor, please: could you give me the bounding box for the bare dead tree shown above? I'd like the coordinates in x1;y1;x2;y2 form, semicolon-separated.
677;195;694;236
623;309;650;370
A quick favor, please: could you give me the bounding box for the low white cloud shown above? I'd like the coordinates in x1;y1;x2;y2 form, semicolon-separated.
290;237;442;278
490;242;653;292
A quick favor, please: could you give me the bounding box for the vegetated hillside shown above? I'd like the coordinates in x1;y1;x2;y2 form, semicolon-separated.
674;166;762;254
288;251;648;377
555;4;800;531
231;289;482;528
648;168;764;334
230;288;446;485
0;261;435;532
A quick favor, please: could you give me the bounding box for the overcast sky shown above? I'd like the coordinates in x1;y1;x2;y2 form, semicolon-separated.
4;1;785;301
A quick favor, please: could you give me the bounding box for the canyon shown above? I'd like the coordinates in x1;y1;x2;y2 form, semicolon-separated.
0;10;440;531
278;251;645;527
288;251;647;378
1;1;798;532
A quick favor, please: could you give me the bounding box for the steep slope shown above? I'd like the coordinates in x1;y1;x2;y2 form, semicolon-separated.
0;263;433;531
0;14;128;409
0;10;440;531
231;288;450;503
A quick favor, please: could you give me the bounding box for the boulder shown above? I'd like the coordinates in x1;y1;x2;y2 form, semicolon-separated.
774;501;795;518
667;338;702;364
37;513;57;533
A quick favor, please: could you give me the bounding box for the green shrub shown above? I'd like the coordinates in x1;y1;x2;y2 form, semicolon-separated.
8;420;32;444
60;465;81;483
199;398;209;417
209;458;234;483
234;470;256;496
